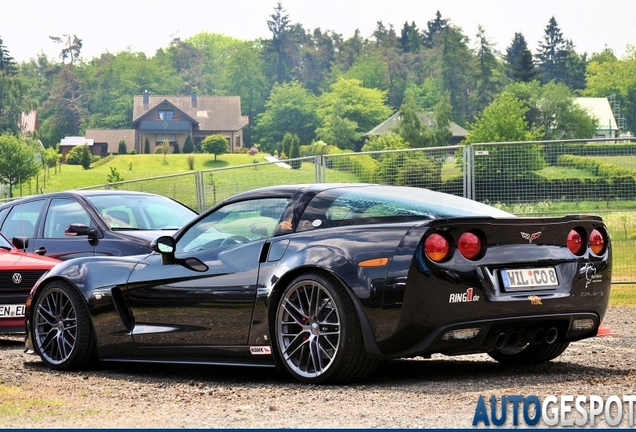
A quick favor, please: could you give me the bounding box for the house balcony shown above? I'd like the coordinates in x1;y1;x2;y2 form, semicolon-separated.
138;120;193;133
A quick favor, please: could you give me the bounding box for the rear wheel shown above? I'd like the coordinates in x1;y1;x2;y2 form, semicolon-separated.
31;281;96;370
274;272;377;384
488;342;570;366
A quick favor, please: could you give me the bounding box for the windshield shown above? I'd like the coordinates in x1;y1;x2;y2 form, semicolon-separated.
87;194;197;231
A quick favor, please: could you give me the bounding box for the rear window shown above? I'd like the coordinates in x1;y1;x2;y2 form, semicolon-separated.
298;186;513;231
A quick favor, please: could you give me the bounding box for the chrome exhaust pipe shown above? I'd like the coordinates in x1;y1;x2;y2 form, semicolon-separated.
546;327;558;344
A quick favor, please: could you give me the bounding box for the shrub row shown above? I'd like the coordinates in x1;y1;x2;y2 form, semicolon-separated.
556;154;636;179
440;175;636;202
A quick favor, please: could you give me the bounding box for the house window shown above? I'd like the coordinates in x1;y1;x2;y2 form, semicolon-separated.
158;110;174;121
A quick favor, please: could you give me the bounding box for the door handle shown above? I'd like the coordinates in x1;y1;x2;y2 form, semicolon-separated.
35;247;47;256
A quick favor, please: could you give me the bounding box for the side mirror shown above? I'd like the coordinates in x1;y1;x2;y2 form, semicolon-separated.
65;223;99;246
12;236;28;250
64;223;93;237
151;236;176;265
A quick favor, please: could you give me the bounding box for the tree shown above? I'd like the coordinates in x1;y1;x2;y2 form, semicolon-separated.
585;48;636;134
144;137;151;154
422;11;448;48
219;41;270;147
118;140;127;154
0;38;29;134
464;92;544;180
505;33;538;83
0;37;17;75
202;134;228;161
316;77;391;151
173;140;181;154
157;140;170;164
535;17;568;84
265;1;292;84
40;35;87;141
471;26;505;115
283;133;302;169
394;88;426;147
0;134;40;198
254;81;319;154
79;144;92;170
183;134;194;153
506;81;597;140
315;100;360;150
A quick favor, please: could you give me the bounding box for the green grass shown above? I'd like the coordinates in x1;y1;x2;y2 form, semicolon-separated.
536;166;598;180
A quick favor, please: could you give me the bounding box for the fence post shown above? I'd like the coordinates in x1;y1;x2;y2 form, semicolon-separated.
314;155;322;183
463;145;475;200
195;171;205;213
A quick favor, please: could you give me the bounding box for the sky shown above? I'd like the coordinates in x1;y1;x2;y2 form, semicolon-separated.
1;0;635;63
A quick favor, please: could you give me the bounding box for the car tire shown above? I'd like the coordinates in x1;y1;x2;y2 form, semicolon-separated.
274;271;378;384
488;341;570;366
31;280;96;370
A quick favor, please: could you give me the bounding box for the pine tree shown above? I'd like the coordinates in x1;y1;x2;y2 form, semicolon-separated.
422;11;448;48
183;134;194;153
118;140;127;154
144;137;150;154
506;33;538;82
536;17;568;84
0;37;17;76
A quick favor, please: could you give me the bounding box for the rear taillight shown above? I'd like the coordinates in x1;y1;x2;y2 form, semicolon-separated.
589;229;606;255
458;231;482;260
567;229;585;255
424;233;450;262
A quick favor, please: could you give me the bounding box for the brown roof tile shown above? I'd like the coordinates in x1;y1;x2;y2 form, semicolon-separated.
132;94;248;132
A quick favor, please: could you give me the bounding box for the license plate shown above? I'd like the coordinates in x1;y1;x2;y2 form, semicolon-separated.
501;267;558;291
0;304;26;318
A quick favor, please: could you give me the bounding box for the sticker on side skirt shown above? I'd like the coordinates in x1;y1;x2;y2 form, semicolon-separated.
250;346;272;355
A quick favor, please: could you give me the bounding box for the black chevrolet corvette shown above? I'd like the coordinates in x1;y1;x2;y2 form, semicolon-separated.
24;184;611;384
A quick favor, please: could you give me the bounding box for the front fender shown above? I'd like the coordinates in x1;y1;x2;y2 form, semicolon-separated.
27;255;149;360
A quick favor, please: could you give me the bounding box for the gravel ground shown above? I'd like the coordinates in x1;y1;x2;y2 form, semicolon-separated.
0;306;634;429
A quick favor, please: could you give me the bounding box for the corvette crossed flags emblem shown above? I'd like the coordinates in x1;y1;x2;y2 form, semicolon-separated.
521;231;542;243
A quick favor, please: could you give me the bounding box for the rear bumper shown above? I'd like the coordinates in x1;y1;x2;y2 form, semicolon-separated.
386;312;599;358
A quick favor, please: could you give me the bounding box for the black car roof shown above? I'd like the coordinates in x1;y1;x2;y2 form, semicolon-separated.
0;190;166;206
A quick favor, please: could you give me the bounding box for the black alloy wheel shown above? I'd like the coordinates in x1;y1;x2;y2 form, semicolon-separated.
32;281;96;370
274;271;377;384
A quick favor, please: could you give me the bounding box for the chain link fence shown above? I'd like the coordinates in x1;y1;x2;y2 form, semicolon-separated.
30;137;636;283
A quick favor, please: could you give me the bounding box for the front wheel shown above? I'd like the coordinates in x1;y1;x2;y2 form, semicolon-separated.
488;341;570;366
31;281;96;370
274;272;377;384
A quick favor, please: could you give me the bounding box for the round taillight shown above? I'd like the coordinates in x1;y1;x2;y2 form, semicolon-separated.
458;231;482;260
424;233;450;262
589;229;605;255
567;229;585;255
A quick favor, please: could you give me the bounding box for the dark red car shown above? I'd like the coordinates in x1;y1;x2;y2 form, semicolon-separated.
0;232;60;333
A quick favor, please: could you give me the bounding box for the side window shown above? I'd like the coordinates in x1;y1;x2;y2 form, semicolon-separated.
44;199;92;238
177;198;289;253
1;200;44;238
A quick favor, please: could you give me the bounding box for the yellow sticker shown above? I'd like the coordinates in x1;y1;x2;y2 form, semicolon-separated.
528;295;542;305
280;218;293;230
